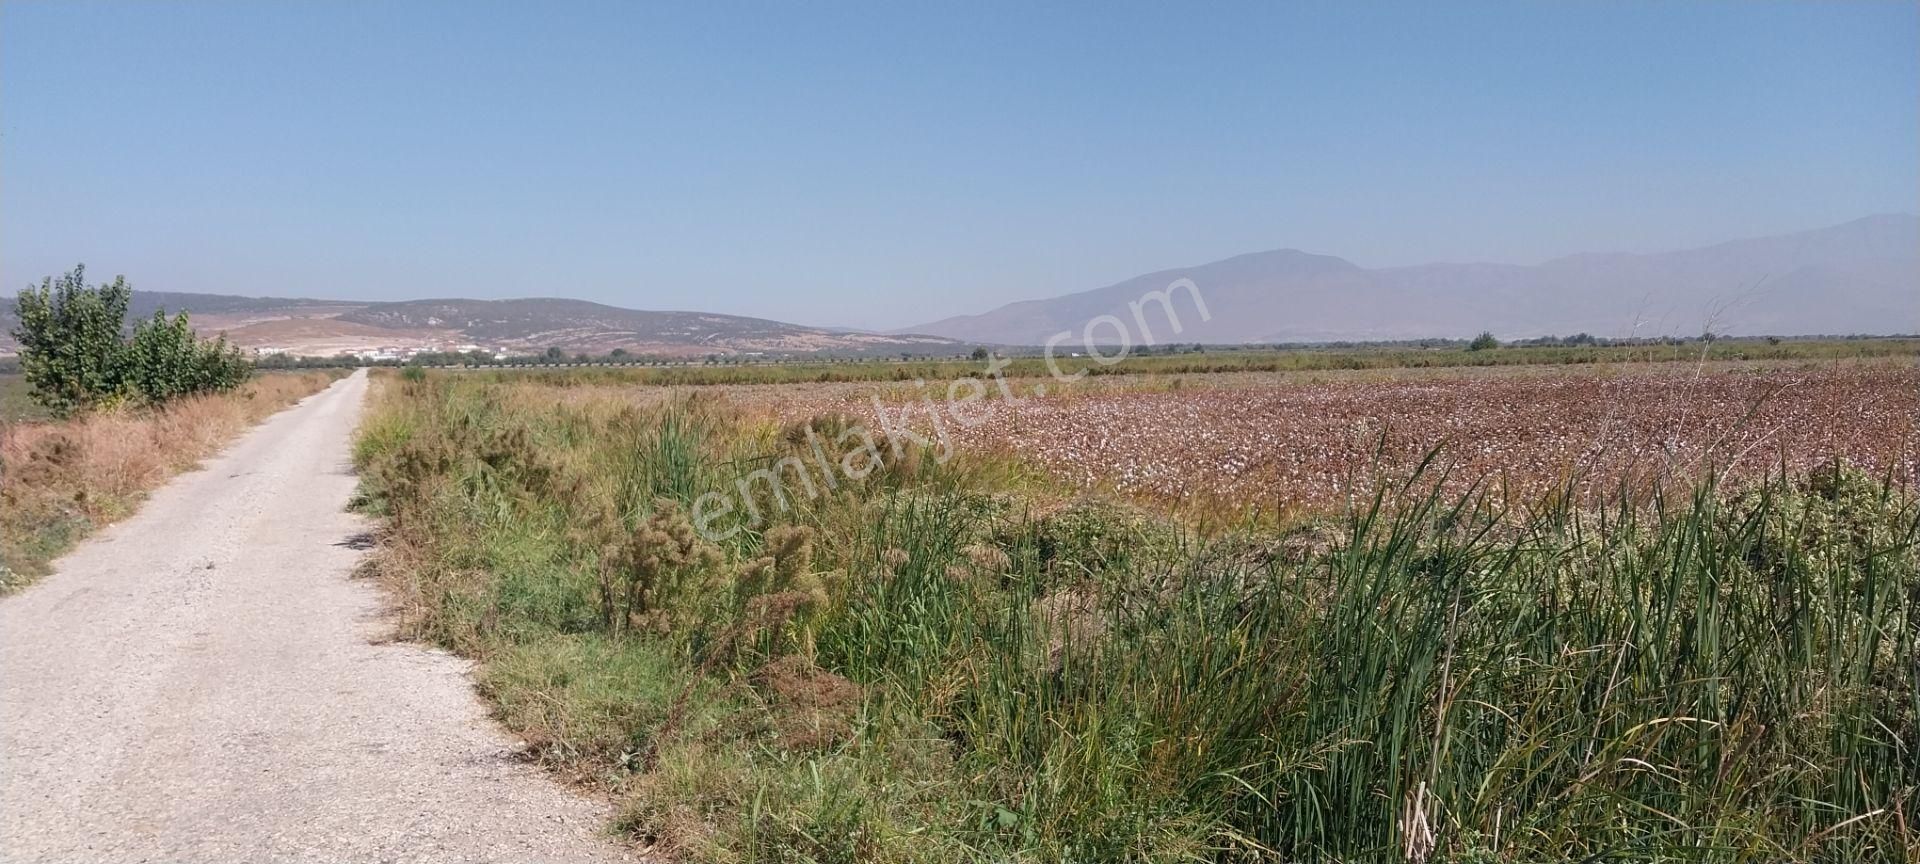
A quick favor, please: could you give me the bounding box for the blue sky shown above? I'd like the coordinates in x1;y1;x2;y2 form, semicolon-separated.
3;1;1915;329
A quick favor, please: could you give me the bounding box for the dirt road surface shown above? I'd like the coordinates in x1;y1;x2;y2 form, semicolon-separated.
0;370;629;863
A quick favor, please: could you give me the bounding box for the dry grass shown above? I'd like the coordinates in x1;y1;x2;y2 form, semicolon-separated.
0;370;344;588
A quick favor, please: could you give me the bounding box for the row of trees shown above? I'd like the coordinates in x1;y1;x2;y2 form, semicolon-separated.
11;266;250;417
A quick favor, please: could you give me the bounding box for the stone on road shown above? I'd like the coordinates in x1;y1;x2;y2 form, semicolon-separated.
0;369;629;863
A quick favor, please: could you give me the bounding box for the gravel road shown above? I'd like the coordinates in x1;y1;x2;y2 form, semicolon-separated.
0;370;630;863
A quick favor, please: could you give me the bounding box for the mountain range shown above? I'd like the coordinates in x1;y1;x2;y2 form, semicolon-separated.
4;215;1913;357
905;214;1919;344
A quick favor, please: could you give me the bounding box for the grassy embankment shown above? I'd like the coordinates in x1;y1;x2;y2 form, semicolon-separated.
0;370;345;589
354;370;1918;863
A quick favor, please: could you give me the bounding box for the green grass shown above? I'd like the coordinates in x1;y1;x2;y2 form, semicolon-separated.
355;372;1919;862
0;374;50;422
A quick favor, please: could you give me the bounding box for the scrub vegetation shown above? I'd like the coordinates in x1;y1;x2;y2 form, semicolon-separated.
354;368;1918;863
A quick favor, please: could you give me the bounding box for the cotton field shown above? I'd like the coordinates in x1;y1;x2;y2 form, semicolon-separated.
691;361;1920;510
963;365;1917;508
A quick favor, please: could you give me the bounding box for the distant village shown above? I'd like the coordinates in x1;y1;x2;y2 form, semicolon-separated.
249;342;508;363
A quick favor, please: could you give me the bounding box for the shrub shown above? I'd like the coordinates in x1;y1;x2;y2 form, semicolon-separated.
123;310;250;404
1467;331;1499;351
10;265;251;416
10;265;132;416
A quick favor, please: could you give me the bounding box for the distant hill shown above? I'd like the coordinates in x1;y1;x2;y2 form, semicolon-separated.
0;293;961;358
333;298;957;355
904;215;1920;345
119;291;361;319
0;291;365;355
0;290;358;328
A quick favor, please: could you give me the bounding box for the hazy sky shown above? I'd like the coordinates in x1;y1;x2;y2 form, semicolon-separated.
3;1;1915;329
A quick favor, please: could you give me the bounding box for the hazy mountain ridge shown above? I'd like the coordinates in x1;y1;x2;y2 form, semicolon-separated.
5;216;1912;356
0;294;960;357
905;215;1920;345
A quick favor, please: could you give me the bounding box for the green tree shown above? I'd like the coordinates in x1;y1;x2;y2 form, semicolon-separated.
123;310;249;402
970;346;990;361
11;265;133;416
1468;331;1500;352
122;311;197;403
10;265;251;416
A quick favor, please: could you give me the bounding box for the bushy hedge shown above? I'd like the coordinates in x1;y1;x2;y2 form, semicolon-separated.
11;265;250;417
